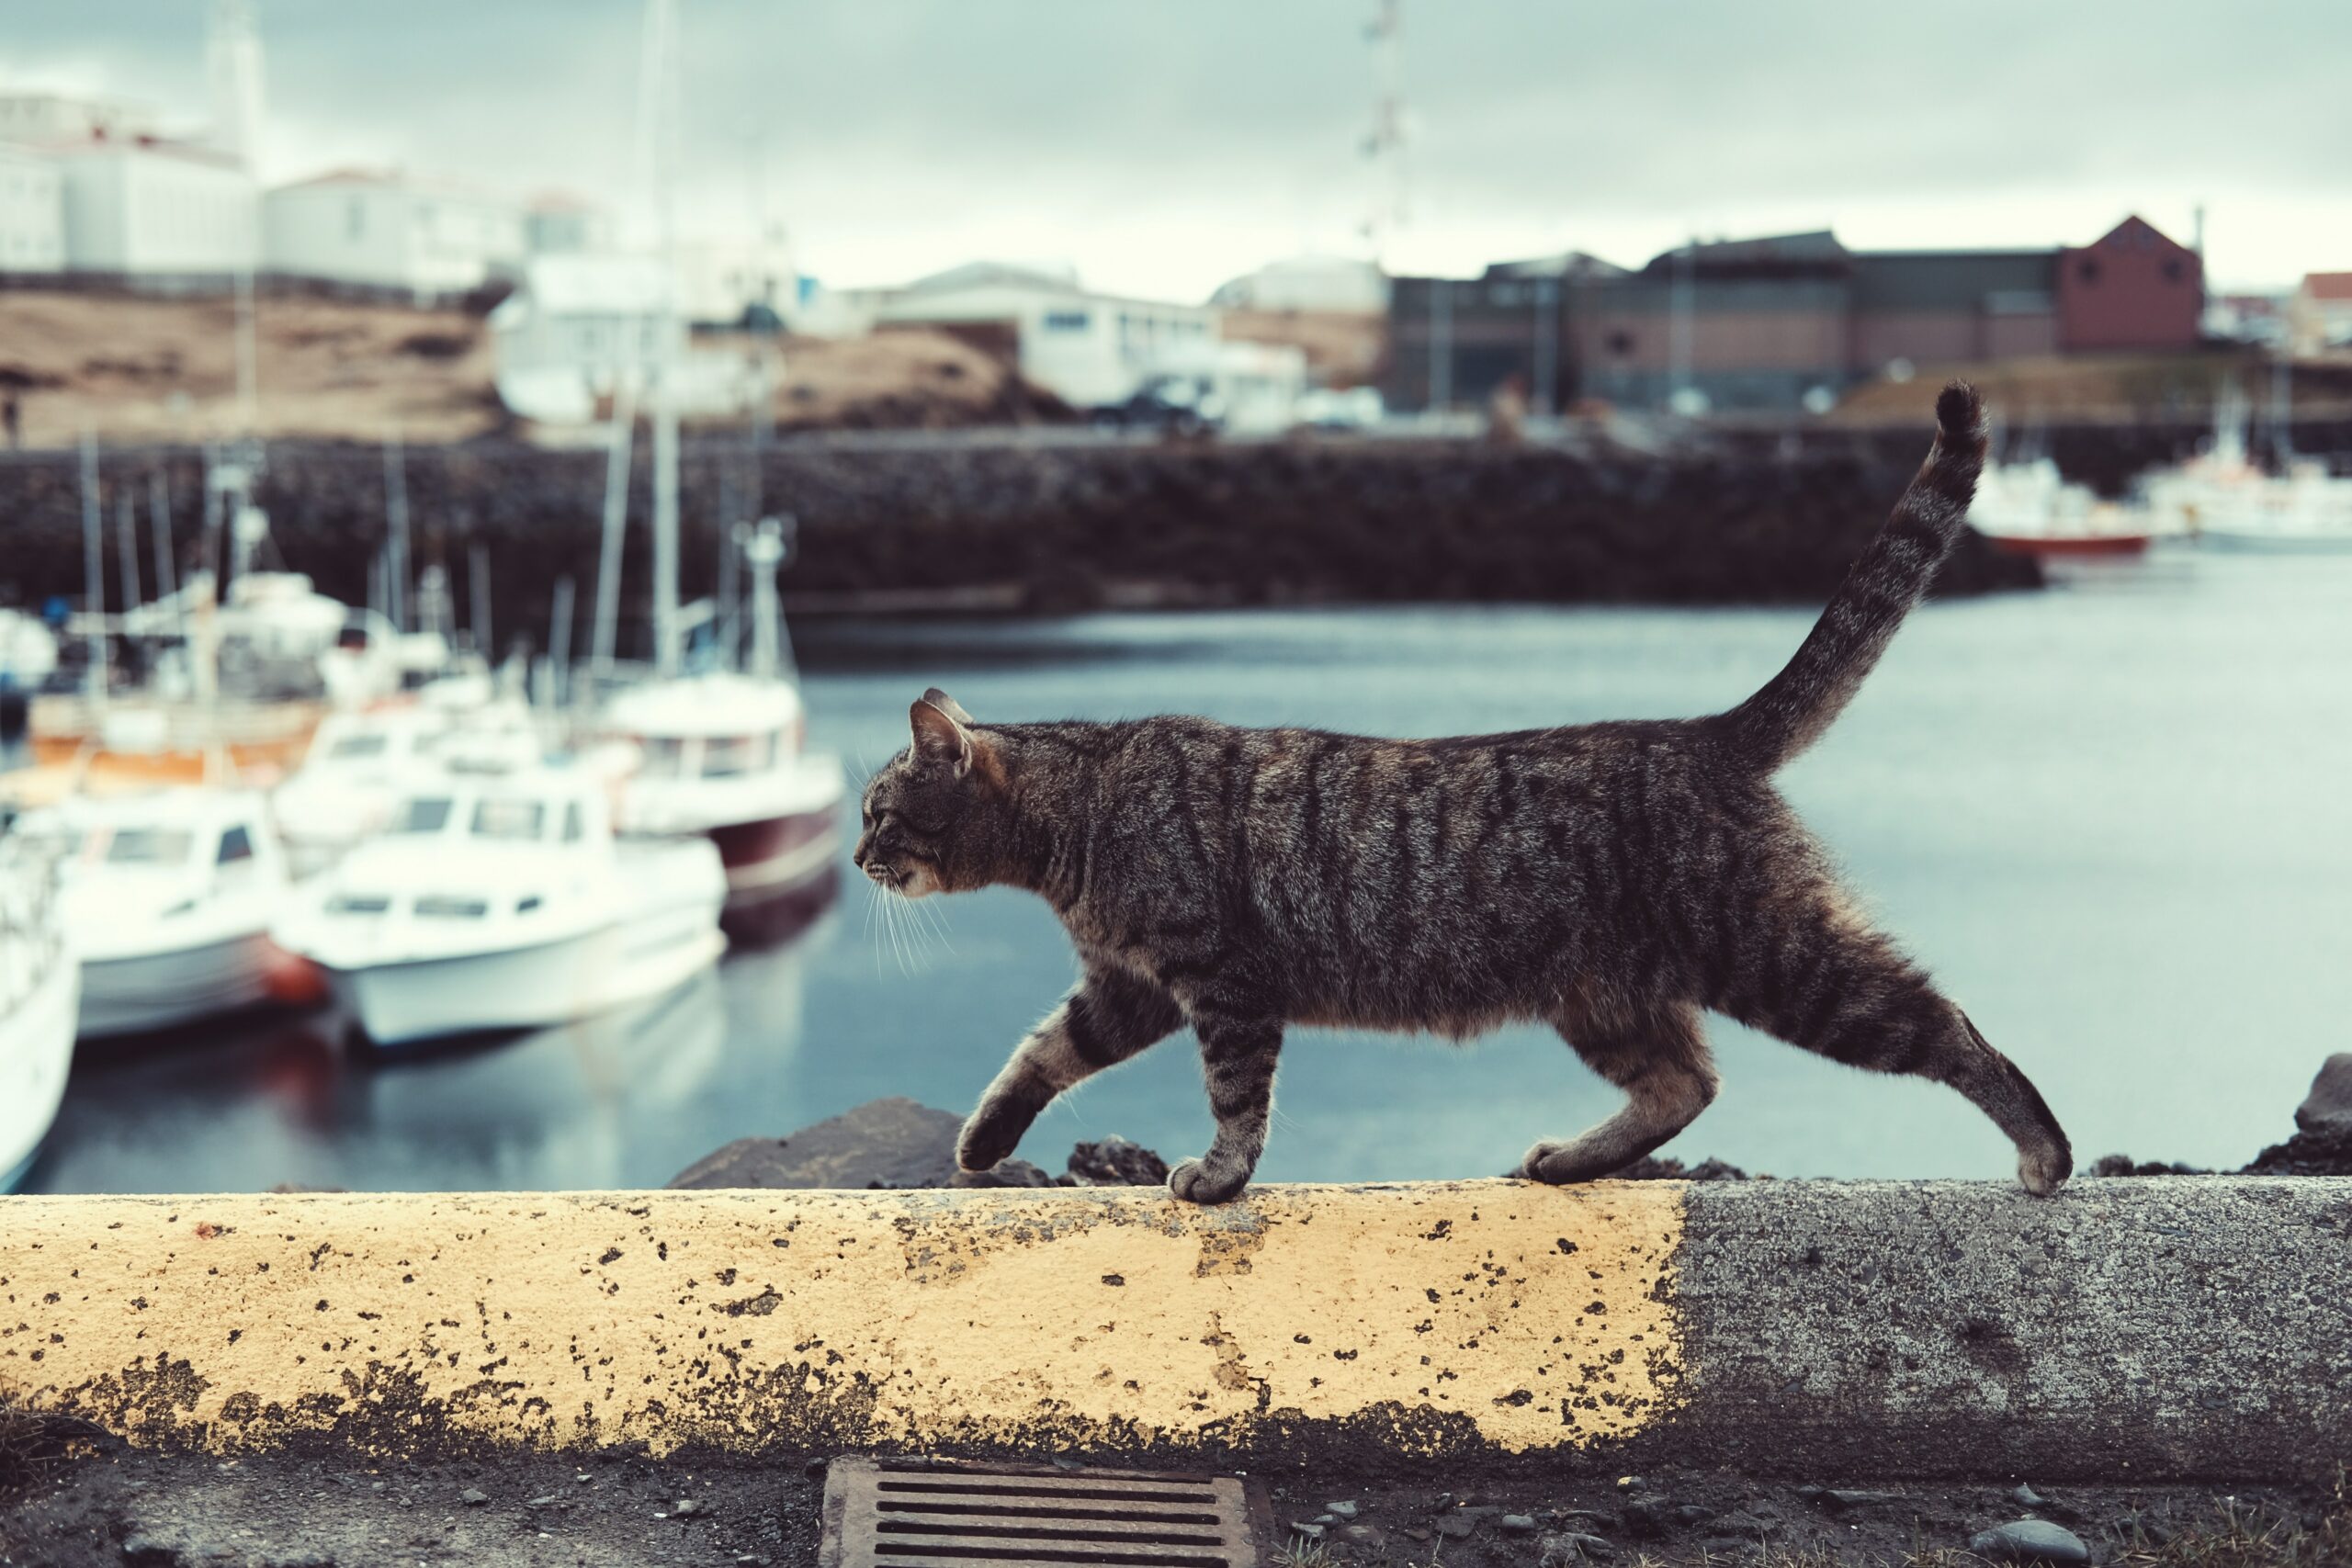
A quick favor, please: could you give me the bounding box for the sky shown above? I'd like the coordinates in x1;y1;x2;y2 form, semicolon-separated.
6;0;2349;300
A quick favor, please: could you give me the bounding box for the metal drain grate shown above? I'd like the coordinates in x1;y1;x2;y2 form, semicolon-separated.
820;1457;1271;1568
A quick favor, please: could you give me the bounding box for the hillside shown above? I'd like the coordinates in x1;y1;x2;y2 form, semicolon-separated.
0;287;1067;448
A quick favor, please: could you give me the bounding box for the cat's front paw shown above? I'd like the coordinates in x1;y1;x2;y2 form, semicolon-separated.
956;1099;1035;1172
1168;1156;1250;1205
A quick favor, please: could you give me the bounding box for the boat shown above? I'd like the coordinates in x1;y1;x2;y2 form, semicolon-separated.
605;669;845;920
16;786;302;1039
273;760;727;1046
0;837;77;1190
2197;459;2352;553
1968;458;2153;558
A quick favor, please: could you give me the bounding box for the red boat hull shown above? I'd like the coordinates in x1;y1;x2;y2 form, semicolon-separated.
707;803;842;918
1986;533;2152;558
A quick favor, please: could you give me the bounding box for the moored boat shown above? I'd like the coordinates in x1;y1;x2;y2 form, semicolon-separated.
0;839;77;1190
274;761;727;1046
18;787;301;1039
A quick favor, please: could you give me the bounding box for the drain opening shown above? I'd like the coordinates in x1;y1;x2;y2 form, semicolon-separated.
823;1457;1272;1568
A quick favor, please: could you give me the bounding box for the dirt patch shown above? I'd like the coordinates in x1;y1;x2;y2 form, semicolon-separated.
5;1448;2342;1568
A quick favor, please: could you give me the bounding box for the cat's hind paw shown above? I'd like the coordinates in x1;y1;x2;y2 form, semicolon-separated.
1168;1156;1250;1205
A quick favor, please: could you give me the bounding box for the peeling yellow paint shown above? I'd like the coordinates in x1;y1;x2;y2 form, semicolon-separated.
0;1182;1686;1458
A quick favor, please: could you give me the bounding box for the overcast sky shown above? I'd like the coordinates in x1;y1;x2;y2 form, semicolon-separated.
8;1;2348;299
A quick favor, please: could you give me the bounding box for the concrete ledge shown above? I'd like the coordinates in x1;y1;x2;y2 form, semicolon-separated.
2;1179;2346;1480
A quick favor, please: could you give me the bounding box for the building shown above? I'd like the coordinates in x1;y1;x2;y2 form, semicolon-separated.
0;92;155;146
1210;254;1389;313
0;142;64;272
2054;216;2203;353
52;135;258;278
2287;273;2352;356
871;262;1220;410
1383;216;2205;414
524;193;613;257
673;227;795;327
263;169;527;297
488;252;748;425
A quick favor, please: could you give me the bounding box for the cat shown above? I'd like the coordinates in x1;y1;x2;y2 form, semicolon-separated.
853;383;2072;1203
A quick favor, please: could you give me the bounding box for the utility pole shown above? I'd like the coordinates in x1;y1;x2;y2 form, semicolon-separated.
1362;0;1408;266
1668;238;1696;412
1428;279;1453;411
1532;277;1559;417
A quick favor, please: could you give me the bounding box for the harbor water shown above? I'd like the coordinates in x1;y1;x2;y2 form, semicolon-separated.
23;549;2352;1193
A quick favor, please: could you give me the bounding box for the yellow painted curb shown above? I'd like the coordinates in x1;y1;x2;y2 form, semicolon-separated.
0;1182;1685;1459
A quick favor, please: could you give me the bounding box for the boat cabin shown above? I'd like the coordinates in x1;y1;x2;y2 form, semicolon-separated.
604;672;804;784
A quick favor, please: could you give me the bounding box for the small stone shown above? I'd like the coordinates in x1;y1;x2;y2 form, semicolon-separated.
1616;1475;1645;1493
1435;1517;1476;1539
1400;1528;1431;1543
526;1495;560;1508
2013;1484;2047;1508
1970;1519;2090;1564
1314;1515;1335;1526
1289;1523;1327;1541
1337;1525;1386;1550
458;1488;489;1506
1796;1486;1826;1504
1501;1515;1539;1534
1619;1501;1667;1539
1539;1530;1615;1563
1672;1506;1716;1528
1326;1502;1359;1520
673;1498;703;1517
1824;1490;1898;1511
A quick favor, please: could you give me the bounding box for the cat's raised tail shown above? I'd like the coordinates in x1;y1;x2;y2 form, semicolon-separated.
1723;381;1990;771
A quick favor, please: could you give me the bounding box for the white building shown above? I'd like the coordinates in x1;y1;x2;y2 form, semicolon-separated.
673;228;794;326
489;253;747;425
53;136;257;276
0;92;156;146
524;193;613;257
1210;254;1389;314
871;262;1221;410
0;143;64;272
264;169;527;296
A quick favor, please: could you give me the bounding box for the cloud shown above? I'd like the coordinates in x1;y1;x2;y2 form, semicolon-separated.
7;0;2347;296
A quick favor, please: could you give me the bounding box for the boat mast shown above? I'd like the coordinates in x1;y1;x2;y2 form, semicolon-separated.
77;430;107;704
640;0;685;678
590;380;636;675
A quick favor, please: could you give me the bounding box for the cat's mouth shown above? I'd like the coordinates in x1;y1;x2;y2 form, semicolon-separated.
865;857;940;899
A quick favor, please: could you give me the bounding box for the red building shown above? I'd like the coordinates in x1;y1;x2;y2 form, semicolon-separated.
2054;216;2204;353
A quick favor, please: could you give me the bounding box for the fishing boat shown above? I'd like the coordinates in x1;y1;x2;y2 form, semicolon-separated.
2197;459;2352;553
1968;458;2152;558
17;786;298;1039
0;840;77;1190
274;761;727;1046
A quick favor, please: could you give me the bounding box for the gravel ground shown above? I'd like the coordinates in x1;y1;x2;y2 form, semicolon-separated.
5;1435;2344;1568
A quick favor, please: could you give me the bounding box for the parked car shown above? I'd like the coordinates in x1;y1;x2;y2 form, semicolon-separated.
1091;374;1226;436
1294;386;1385;431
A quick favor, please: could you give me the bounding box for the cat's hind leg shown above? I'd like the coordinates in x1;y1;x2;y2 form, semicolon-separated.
1515;999;1719;1184
1715;900;2072;1195
956;966;1182;1172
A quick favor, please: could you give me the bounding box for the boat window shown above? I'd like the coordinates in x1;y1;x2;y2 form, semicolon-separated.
515;895;543;914
639;736;687;778
105;829;195;866
390;797;454;834
762;729;782;769
561;802;584;843
216;826;255;865
414;896;490;919
703;736;757;777
325;893;390;916
471;799;546;840
326;734;389;761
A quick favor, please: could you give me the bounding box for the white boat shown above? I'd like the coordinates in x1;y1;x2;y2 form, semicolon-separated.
18;788;298;1039
0;840;77;1190
2198;459;2352;553
606;671;845;918
274;761;727;1046
1968;457;2154;558
271;705;458;874
0;608;58;690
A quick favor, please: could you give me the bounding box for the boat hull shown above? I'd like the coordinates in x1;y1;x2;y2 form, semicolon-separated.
79;931;279;1039
708;801;842;912
324;897;725;1048
2200;527;2352;554
1;951;78;1190
1986;533;2152;558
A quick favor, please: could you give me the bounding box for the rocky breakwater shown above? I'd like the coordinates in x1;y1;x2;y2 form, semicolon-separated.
0;434;2036;642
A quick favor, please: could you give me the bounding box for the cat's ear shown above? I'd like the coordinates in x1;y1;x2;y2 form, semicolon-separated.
910;695;976;778
922;687;977;727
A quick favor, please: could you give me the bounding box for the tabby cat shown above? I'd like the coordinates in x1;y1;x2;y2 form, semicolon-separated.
853;383;2072;1202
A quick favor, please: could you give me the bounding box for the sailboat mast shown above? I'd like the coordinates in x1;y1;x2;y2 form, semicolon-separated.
643;0;684;678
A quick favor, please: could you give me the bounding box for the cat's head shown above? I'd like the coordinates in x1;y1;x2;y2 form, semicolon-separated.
853;687;1006;898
